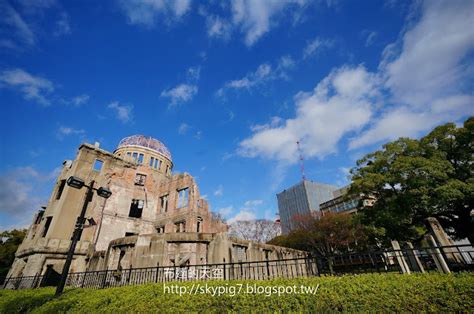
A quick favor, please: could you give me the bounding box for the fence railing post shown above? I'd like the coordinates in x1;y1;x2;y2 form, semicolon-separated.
101;269;108;289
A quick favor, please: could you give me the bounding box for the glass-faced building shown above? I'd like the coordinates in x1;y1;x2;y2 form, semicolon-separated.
277;180;337;234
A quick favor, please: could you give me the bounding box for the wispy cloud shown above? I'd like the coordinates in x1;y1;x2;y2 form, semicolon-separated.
217;205;234;218
350;1;474;149
0;0;72;51
108;101;133;123
56;126;85;140
69;94;89;106
230;0;308;47
53;12;71;37
0;166;60;231
117;0;191;28
213;184;223;197
161;65;200;107
302;37;333;59
161;84;198;107
244;199;263;207
217;57;295;98
178;123;191;135
227;209;256;224
0;1;35;47
0;68;54;105
186;66;201;81
361;30;377;47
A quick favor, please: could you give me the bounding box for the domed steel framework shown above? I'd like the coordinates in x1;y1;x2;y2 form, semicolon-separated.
117;135;172;160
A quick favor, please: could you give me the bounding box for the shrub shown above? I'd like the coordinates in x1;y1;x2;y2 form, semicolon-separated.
0;272;472;313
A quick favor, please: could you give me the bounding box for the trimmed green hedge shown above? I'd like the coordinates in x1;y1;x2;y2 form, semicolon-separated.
1;273;473;313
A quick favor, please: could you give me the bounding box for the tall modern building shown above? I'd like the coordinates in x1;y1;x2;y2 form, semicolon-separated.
277;180;337;234
320;185;376;215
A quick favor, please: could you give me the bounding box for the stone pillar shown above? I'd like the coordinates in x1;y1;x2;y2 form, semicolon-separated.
391;240;411;274
425;234;450;273
405;242;425;273
425;217;463;263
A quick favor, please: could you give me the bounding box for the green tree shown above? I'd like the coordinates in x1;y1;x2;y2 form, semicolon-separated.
350;117;474;243
0;229;27;278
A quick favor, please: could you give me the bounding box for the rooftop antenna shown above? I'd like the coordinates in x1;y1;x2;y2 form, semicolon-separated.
296;140;306;182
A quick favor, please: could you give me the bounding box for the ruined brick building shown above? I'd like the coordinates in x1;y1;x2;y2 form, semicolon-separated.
8;135;304;278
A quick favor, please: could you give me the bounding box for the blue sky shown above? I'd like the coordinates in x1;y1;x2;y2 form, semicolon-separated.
1;0;473;230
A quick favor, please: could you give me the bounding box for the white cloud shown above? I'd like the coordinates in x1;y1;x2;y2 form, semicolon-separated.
217;60;294;97
194;130;202;140
0;69;54;105
231;0;307;46
161;84;198;107
0;166;60;230
0;1;35;47
362;30;377;47
235;2;474;162
186;66;201;81
57;126;85;140
239;65;378;162
108;101;133;123
244;199;263;207
66;94;89;107
351;0;474;148
117;0;191;27
200;1;311;46
53;12;71;37
205;14;232;40
302;37;333;59
213;184;223;197
383;1;474;109
0;1;71;51
178;123;190;135
227;209;256;224
217;206;233;217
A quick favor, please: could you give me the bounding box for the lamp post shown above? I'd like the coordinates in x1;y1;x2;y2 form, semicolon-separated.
55;176;111;297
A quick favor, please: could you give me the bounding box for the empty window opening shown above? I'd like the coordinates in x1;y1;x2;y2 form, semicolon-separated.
127;152;131;157
174;221;185;233
157;159;162;170
149;157;154;167
42;216;53;237
156;226;165;233
129;199;144;218
34;210;44;224
125;232;137;237
177;188;189;208
132;152;138;162
56;179;66;200
160;195;168;212
166;165;170;175
138;153;144;164
93;159;103;172
197;217;203;232
135;173;146;186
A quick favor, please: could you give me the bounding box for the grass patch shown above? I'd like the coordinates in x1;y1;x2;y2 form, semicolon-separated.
0;272;473;313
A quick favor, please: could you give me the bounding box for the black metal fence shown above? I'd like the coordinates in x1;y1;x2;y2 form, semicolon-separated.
2;244;473;290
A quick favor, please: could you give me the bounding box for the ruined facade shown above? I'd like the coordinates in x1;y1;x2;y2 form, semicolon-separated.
8;135;305;278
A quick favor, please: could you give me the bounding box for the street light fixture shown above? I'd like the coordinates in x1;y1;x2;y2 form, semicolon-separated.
66;176;85;189
55;176;112;297
97;187;112;199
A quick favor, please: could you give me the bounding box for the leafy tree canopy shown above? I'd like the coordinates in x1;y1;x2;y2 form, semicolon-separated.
268;212;371;256
0;229;27;278
350;117;473;243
